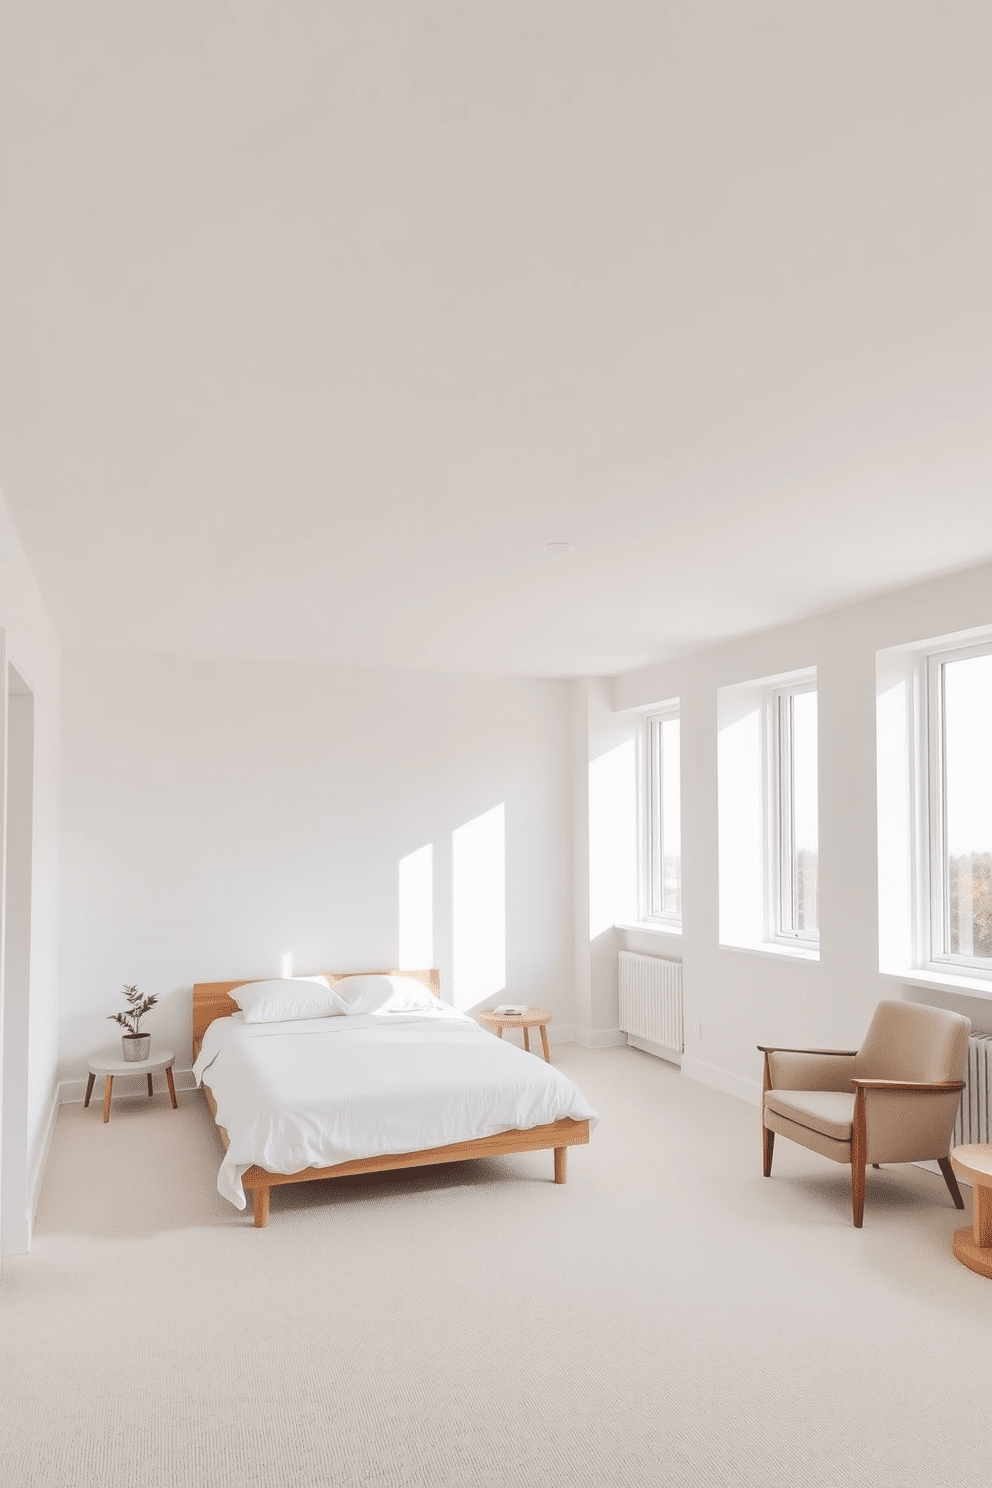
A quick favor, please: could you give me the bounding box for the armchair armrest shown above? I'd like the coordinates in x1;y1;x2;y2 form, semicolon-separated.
758;1046;858;1056
851;1077;966;1175
851;1078;964;1093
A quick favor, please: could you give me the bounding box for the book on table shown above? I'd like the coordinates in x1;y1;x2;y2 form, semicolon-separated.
494;1004;529;1018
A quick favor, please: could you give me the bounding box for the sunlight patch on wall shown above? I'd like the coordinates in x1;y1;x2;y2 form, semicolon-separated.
717;695;764;948
398;843;433;970
876;670;913;972
452;805;505;1010
589;739;637;939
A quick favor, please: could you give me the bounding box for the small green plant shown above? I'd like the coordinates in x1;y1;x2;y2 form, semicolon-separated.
108;983;158;1036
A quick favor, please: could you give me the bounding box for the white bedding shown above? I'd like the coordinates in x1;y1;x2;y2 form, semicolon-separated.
193;1005;598;1208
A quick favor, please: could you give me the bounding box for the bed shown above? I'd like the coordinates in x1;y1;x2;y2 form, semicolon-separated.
192;969;596;1227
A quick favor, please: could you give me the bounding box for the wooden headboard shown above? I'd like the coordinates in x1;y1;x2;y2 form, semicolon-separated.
192;969;442;1061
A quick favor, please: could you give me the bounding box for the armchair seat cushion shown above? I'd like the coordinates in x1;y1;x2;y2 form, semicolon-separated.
764;1089;855;1143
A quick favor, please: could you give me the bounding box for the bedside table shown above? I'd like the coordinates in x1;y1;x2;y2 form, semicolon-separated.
479;1008;552;1062
84;1049;178;1123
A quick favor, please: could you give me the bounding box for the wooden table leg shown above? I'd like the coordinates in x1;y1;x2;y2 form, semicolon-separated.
147;1073;154;1097
84;1072;95;1108
539;1024;551;1062
975;1183;992;1249
496;1025;503;1037
522;1026;531;1053
165;1066;178;1110
102;1075;113;1124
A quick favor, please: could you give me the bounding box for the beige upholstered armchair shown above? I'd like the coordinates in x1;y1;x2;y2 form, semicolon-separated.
759;1000;971;1227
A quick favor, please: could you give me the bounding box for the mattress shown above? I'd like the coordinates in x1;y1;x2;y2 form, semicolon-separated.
193;1005;598;1207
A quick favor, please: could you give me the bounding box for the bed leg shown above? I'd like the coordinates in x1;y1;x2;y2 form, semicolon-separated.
554;1147;567;1184
251;1185;271;1228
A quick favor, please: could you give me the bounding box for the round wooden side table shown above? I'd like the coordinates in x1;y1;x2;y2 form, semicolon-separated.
479;1008;552;1063
950;1144;992;1278
84;1048;178;1124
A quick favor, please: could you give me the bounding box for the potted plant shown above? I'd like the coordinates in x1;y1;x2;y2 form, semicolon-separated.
108;984;159;1062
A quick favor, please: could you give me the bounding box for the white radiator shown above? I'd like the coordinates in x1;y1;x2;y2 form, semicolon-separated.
954;1035;992;1147
619;951;683;1059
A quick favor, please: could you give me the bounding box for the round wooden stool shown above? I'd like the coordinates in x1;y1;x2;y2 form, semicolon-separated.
479;1008;552;1063
950;1144;992;1278
84;1048;178;1123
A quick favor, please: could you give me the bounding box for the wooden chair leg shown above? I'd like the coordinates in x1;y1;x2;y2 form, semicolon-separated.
83;1073;95;1108
165;1066;178;1109
102;1075;114;1124
554;1148;567;1184
851;1087;867;1228
760;1054;774;1178
251;1185;271;1228
938;1156;965;1210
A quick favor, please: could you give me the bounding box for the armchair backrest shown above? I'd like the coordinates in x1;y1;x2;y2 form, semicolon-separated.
853;999;971;1083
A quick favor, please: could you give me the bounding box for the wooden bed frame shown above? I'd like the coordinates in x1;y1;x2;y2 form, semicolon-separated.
192;970;591;1227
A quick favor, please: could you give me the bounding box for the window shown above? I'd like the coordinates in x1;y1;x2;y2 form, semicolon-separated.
772;683;819;942
644;706;681;926
927;643;992;972
717;667;818;957
877;627;992;992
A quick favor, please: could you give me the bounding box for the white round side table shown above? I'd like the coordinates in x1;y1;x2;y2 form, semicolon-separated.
84;1048;178;1123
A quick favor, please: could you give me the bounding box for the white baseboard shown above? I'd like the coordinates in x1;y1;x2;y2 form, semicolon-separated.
573;1027;628;1050
681;1055;761;1107
626;1033;681;1067
30;1078;61;1223
59;1067;198;1104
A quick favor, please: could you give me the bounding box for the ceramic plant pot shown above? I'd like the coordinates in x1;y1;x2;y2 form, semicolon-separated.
122;1033;151;1062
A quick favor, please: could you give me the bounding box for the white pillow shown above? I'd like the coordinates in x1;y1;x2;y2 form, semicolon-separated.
232;977;350;1025
337;974;443;1016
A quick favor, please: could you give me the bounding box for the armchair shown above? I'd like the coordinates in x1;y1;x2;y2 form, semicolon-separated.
759;999;971;1227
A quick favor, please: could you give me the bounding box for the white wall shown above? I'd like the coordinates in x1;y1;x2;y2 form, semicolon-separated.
576;560;992;1102
59;653;573;1077
0;487;62;1248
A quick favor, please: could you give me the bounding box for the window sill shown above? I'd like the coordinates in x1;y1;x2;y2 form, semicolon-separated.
615;922;682;939
719;940;820;964
880;968;992;1002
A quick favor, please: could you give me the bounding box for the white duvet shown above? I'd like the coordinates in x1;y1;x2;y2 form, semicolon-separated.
193;1005;598;1208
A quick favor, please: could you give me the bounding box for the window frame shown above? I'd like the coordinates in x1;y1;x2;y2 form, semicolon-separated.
642;704;682;928
925;638;992;978
768;680;819;946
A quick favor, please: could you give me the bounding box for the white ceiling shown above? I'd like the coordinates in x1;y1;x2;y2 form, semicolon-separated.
1;3;990;678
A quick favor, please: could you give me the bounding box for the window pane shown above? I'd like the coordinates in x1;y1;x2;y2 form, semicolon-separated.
943;653;992;959
660;717;681;916
791;690;818;933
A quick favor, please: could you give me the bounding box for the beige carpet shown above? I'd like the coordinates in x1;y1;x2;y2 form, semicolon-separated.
2;1044;990;1487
